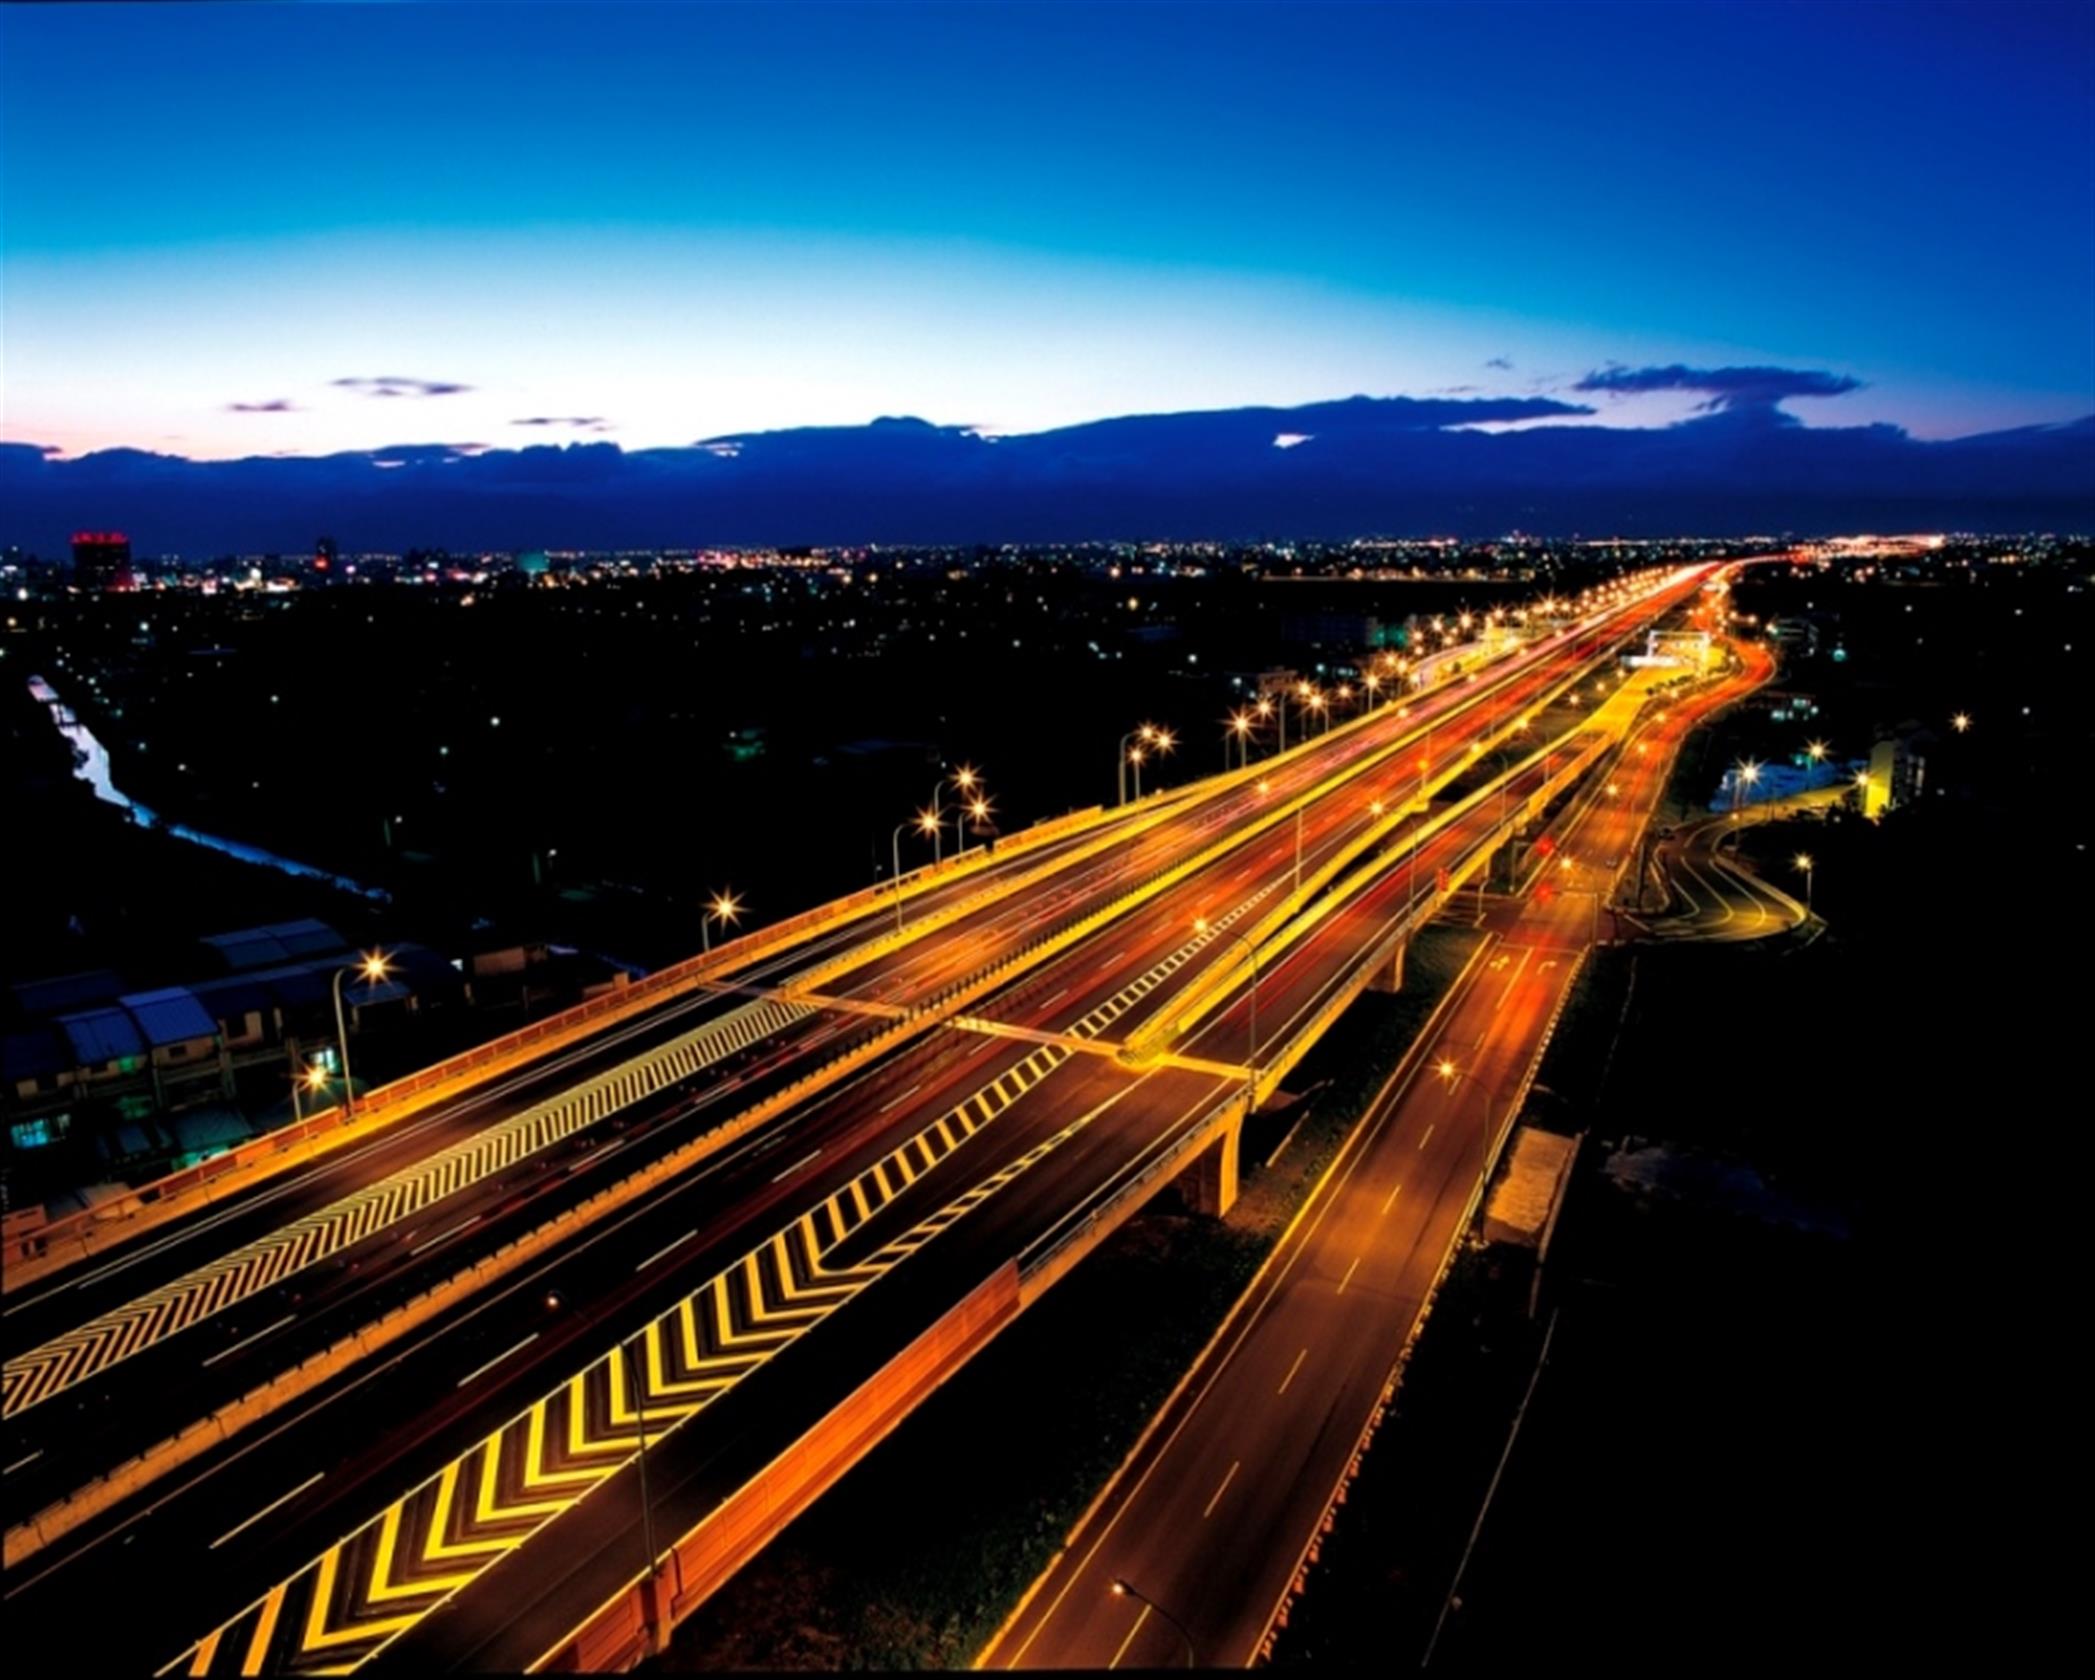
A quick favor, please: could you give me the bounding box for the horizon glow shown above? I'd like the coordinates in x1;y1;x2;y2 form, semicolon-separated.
4;2;2091;461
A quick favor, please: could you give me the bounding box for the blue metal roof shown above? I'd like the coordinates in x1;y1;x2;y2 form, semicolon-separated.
120;988;220;1049
10;969;125;1017
264;920;347;959
199;919;347;972
1;1026;70;1083
57;1007;145;1066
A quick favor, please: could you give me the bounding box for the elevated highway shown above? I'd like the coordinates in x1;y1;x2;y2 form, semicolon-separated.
4;567;1713;1673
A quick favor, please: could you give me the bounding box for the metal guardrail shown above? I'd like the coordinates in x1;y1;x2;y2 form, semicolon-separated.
6;802;1134;1279
1;995;815;1421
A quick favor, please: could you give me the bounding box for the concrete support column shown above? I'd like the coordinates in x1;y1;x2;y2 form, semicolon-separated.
1177;1118;1241;1217
1366;938;1406;995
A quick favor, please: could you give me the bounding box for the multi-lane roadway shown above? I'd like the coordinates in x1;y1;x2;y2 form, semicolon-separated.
3;564;1714;1674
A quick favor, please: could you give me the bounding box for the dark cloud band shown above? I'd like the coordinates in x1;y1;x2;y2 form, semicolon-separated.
333;376;473;398
1574;363;1863;410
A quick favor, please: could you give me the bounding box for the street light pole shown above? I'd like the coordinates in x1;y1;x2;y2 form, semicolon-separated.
1110;1579;1195;1669
622;1329;661;1644
1435;1056;1508;1214
330;952;389;1117
1197;918;1259;1084
701;890;742;955
891;820;924;932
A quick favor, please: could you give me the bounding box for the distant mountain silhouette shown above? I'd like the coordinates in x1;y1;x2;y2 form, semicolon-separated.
4;395;2089;553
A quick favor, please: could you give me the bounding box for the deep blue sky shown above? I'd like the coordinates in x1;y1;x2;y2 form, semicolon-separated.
4;0;2092;458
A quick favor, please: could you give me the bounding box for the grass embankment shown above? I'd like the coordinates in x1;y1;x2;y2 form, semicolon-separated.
649;924;1483;1672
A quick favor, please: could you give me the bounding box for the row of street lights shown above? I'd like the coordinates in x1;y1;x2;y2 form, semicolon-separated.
891;765;996;929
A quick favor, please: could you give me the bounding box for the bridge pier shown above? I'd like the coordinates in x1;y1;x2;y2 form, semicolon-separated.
1365;938;1406;995
1176;1116;1241;1217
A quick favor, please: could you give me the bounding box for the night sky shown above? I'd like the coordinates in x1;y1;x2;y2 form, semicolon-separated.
3;0;2090;540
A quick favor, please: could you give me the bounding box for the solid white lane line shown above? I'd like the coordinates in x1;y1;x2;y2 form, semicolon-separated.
207;1471;323;1550
454;1333;539;1390
1277;1348;1309;1396
3;1449;43;1475
878;1083;922;1113
635;1230;699;1272
1202;1459;1241;1519
1338;1256;1362;1294
1108;1603;1152;1670
770;1149;823;1184
200;1314;295;1368
1381;1180;1403;1215
407;1216;479;1257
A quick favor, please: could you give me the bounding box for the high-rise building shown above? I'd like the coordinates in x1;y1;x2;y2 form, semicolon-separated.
70;531;133;592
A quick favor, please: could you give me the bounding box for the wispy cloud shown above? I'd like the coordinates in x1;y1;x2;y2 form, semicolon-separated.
1573;362;1863;412
332;376;473;399
511;415;613;432
226;398;300;414
1484;355;1515;371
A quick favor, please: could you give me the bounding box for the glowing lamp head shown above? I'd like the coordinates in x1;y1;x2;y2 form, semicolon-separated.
1436;1058;1458;1082
359;952;390;983
1952;712;1971;734
917;809;941;835
1193;916;1211;934
709;891;742;923
1794;853;1814;872
304;1065;329;1090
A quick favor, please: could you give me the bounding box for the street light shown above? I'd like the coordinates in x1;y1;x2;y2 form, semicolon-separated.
1793;852;1815;915
1133;728;1174;799
1194;916;1259;1099
935;766;981;856
1255;694;1280;755
701;889;742;954
1730;758;1761;832
1951;712;1972;734
331;951;390;1117
1117;725;1161;805
1804;739;1829;791
1109;1578;1195;1668
1226;709;1255;770
620;1328;662;1640
1434;1056;1510;1215
290;1059;328;1125
889;809;942;931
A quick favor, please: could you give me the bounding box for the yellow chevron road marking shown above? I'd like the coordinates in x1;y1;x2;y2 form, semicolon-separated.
171;909;1243;1675
7;996;814;1421
243;1583;286;1676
